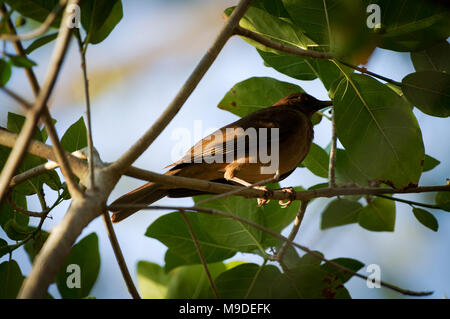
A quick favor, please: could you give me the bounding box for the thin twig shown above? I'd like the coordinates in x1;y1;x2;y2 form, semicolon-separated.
375;194;442;210
234;26;334;59
75;29;96;189
0;0;66;41
109;0;254;178
101;210;141;299
6;190;50;218
276;200;309;262
10;161;60;188
108;203;433;297
328;109;337;188
0;87;32;110
233;25;402;87
180;210;220;299
0;0;84;203
338;60;403;87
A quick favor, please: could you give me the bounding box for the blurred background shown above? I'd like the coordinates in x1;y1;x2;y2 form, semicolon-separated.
0;0;449;298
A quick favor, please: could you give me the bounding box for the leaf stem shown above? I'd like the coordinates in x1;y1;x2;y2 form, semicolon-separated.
180;211;220;299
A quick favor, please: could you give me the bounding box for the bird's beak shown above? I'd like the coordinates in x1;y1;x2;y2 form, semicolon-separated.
319;100;333;108
312;100;333;112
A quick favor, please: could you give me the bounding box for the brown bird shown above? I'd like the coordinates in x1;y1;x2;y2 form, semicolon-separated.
110;92;332;223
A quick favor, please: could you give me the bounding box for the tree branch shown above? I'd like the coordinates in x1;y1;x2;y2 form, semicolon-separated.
328;109;337;188
18;193;104;298
102;210;141;299
108;0;254;177
233;25;403;87
108;203;433;297
0;0;83;203
75;29;96;189
0;129;88;182
276;200;309;262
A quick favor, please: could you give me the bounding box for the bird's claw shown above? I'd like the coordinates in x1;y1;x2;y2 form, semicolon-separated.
254;186;272;206
278;187;295;208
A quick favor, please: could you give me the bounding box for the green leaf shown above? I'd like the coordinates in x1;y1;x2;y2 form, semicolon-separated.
0;260;24;298
358;197;396;232
6;113;58;195
0;59;12;87
224;6;313;55
7;112;43;141
60;117;88;152
411;41;450;73
0;239;12;258
147;191;302;269
145;212;236;271
423;154;440;172
8;54;37;68
321;199;363;230
252;0;289;18
56;233;100;299
402;71;450;118
335;149;370;186
215;263;283;298
435;192;450;212
301;143;329;178
0;191;30;240
218;77;302;117
4;0;62;27
412;208;438;232
24;228;50;263
282;0;374;63
280;264;350;298
367;0;450;52
320;258;364;283
259;50;346;91
3;219;32;241
81;0;123;44
333;73;425;189
25;32;58;54
136;261;170;299
167;262;226;299
224;5;347;91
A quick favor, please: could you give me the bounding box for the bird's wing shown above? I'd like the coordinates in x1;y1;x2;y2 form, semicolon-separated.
171;106;301;165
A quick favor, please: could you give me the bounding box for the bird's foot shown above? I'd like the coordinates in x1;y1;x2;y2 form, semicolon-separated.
254;186;272;206
278;187;296;208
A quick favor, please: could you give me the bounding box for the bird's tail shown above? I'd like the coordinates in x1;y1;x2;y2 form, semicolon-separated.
110;182;168;223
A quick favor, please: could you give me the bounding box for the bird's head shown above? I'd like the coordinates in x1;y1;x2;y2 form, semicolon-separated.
273;92;333;116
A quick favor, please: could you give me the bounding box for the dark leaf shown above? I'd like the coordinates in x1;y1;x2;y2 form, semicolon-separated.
435;192;450;212
333;74;424;189
60;117;88;152
0;59;12;87
25;32;58;54
56;233;100;299
301;143;329;178
321;258;364;283
321;199;363;230
358;197;396;232
412;207;438;232
218;77;302;117
411;41;450;73
402;71;450;118
0;260;24;298
423;154;440;172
